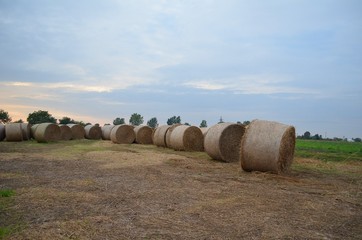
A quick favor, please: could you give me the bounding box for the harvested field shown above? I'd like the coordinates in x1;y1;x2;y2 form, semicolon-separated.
0;140;361;239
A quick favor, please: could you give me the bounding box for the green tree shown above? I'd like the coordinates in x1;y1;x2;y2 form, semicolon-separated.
167;116;181;125
184;122;190;126
113;117;125;125
218;116;224;124
59;116;75;124
14;119;24;123
129;113;144;126
200;120;207;128
303;131;311;139
27;110;57;124
353;138;361;142
243;120;251;126
147;117;158;128
0;109;12;123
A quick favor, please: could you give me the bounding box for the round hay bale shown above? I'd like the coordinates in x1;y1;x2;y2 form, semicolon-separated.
34;123;61;143
101;125;115;140
153;125;171;147
200;127;210;137
67;124;85;140
204;123;245;162
0;124;6;141
169;125;204;151
30;124;39;139
134;125;153;144
59;125;72;141
110;125;135;144
5;123;23;142
165;124;181;148
21;123;32;140
84;125;102;140
240;120;296;174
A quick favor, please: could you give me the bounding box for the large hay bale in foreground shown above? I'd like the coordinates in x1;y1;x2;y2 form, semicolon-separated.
5;123;23;142
110;125;135;144
59;125;72;141
67;124;85;140
134;125;153;144
33;123;61;143
84;125;102;140
204;123;245;162
153;125;171;147
165;124;181;148
21;123;32;140
0;124;5;141
169;125;204;151
240;120;295;174
101;125;115;140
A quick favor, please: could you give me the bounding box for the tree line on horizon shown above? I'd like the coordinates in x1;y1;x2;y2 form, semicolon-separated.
0;109;250;129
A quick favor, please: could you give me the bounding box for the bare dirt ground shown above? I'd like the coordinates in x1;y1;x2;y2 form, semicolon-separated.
1;140;361;239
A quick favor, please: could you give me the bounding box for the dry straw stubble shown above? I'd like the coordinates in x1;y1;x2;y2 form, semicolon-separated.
169;125;204;151
240;119;296;174
84;125;102;140
153;125;171;147
134;125;153;144
110;125;135;144
204;123;245;162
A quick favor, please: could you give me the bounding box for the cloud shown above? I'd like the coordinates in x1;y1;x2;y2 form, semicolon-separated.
183;75;318;95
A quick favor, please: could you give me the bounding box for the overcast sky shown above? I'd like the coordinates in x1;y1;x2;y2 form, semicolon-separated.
1;0;361;138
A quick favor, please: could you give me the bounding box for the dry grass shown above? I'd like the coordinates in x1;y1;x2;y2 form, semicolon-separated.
0;140;361;239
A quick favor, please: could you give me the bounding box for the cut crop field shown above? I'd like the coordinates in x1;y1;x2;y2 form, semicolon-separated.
1;140;362;239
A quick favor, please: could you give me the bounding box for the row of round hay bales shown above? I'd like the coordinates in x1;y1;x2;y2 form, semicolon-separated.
2;123;32;142
154;124;204;151
152;120;295;174
110;125;135;144
0;124;5;141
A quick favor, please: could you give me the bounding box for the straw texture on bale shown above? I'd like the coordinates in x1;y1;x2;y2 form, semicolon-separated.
169;125;204;151
67;124;85;139
134;125;153;144
0;124;5;141
200;127;210;137
204;123;245;162
153;125;171;147
101;125;115;140
5;123;23;142
59;125;72;141
31;124;39;139
240;120;296;174
110;125;135;144
85;125;102;140
165;124;181;148
34;123;61;143
21;123;32;140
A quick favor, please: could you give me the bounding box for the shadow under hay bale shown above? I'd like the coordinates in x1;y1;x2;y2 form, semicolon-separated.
134;125;153;144
101;125;115;140
110;125;135;144
5;123;23;142
0;124;5;141
204;123;245;162
67;124;85;140
169;125;204;151
240;119;295;174
85;125;102;140
59;125;72;141
34;123;61;143
153;125;171;147
21;123;32;140
165;124;181;148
